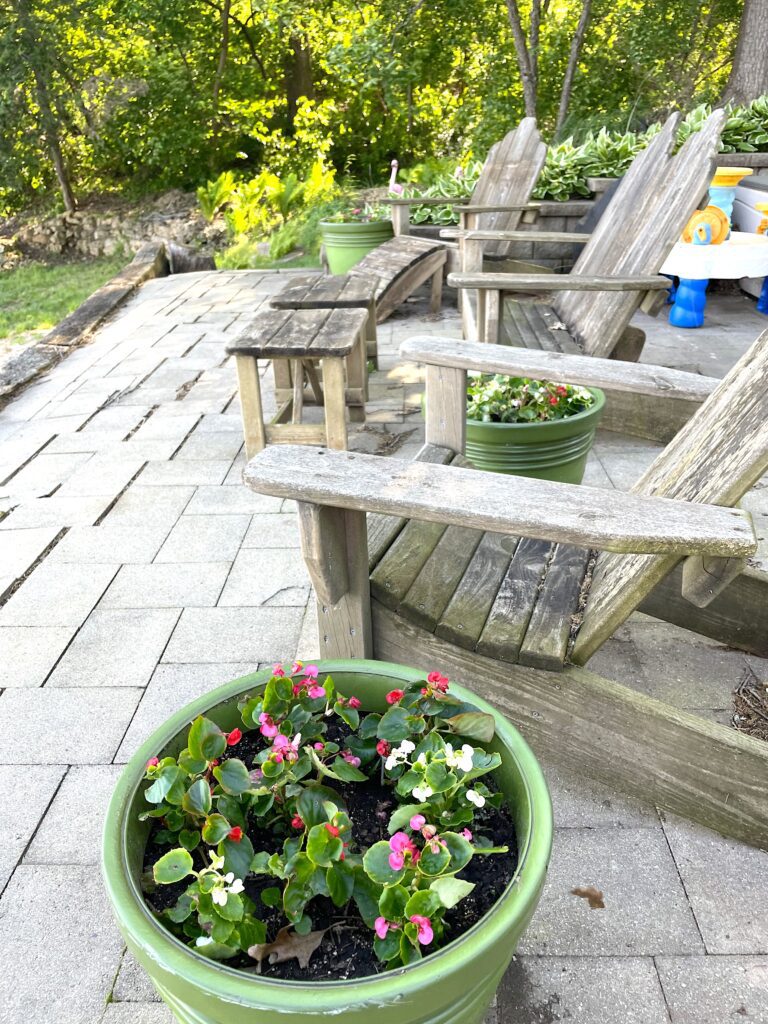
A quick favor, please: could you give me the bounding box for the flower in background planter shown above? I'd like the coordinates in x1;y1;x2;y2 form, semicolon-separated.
467;373;595;424
386;689;405;705
410;914;434;945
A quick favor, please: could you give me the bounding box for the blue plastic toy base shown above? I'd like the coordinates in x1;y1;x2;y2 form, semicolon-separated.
669;277;708;328
758;277;768;316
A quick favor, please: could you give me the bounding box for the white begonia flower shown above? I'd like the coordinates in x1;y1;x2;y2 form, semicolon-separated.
208;851;225;871
416;752;427;765
444;743;474;772
466;789;485;808
228;878;245;895
224;872;235;884
211;888;227;906
399;740;416;754
412;784;433;802
196;936;214;947
384;739;416;771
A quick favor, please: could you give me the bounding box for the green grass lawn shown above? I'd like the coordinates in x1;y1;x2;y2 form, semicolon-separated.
0;255;127;346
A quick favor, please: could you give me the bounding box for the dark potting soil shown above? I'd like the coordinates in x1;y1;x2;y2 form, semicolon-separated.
142;719;518;982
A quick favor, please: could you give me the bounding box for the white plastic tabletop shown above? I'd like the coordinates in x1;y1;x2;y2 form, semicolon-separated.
660;231;768;280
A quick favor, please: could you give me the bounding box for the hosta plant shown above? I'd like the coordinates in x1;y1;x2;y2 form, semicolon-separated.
467;373;596;424
140;664;511;974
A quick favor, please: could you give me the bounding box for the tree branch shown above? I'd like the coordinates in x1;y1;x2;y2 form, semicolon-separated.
505;0;537;118
555;0;592;134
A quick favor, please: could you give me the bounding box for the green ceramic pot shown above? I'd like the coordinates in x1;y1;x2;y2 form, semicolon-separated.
465;388;605;483
103;660;552;1024
320;220;394;274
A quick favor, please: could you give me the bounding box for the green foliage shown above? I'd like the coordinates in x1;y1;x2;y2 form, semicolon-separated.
467;375;597;424
197;173;236;222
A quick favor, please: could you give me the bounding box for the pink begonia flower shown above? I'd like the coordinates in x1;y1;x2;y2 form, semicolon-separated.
375;916;398;940
272;733;301;763
291;660;303;675
146;757;159;768
292;684;303;696
307;684;326;699
303;665;319;679
258;712;278;738
272;663;285;677
343;750;362;768
410;915;434;945
422;824;437;840
348;696;362;709
314;742;325;750
426;671;449;693
389;831;417;870
385;689;404;705
410;814;426;831
462;828;473;842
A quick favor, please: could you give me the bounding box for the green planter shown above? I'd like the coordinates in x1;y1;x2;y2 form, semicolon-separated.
103;660;552;1024
320;220;394;274
466;388;605;483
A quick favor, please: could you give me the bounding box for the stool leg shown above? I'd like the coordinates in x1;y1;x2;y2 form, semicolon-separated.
304;361;324;404
323;358;348;450
234;354;266;459
346;327;367;423
291;359;304;424
365;300;378;368
272;358;292;406
430;266;443;314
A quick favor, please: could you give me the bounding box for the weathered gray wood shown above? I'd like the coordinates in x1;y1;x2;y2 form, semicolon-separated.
424;365;466;451
315;508;372;659
244;445;757;558
372;601;768;851
400;336;720;403
234;354;266;459
391;204;411;236
554;110;726;358
291;359;304;424
350;240;446;323
448;272;670;292
517;544;591;670
462;230;592;243
681;554;747;608
457;203;542;215
367;444;454;570
399;525;483;631
370;520;447;609
297;502;349;605
321;357;348;450
574;328;768;662
476;538;552;662
436;532;514;650
227;307;367;358
264;424;326;444
271;273;378;309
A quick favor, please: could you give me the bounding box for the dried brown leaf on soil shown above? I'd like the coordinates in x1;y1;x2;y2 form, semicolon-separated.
248;926;327;971
570;885;605;909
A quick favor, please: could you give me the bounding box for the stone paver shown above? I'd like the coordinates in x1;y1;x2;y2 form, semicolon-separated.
0;865;124;1024
0;688;141;764
1;275;766;1024
0;625;77;686
499;956;670;1023
0;766;65;890
26;765;122;864
656;955;768;1023
162;606;302;663
100;562;230;608
0;562;118;626
154;513;250;563
517;827;704;955
47;608;180;688
661;815;768;954
115;662;260;761
218;547;310;606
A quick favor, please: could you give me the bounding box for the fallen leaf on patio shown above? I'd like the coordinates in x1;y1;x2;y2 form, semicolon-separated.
571;885;605;909
248;926;327;970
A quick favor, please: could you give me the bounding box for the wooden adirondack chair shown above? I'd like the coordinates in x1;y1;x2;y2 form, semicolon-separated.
450;111;726;402
383;118;547;245
243;329;768;850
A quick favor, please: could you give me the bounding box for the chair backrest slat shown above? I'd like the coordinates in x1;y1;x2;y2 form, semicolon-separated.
573;328;768;662
470;118;547;257
553;110;726;357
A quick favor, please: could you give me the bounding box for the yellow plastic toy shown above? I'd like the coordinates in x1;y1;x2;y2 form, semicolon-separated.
756;202;768;236
681;204;730;246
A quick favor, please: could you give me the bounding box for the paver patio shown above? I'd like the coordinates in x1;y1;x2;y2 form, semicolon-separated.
0;271;767;1023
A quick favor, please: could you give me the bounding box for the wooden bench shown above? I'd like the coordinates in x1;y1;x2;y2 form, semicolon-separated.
349;236;447;322
226;307;368;458
271;273;379;366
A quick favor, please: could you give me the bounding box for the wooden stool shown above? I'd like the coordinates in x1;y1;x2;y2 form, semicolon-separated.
271;273;379;366
226;307;368;458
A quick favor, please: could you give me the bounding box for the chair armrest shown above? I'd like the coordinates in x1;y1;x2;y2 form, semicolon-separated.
447;271;671;292
380;196;469;207
457;203;542;214
461;230;591;243
244;446;755;558
399;336;719;403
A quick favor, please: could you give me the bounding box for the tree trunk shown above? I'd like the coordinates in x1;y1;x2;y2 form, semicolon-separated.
285;34;314;128
555;0;592;134
505;0;538;118
212;0;231;109
723;0;768;105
